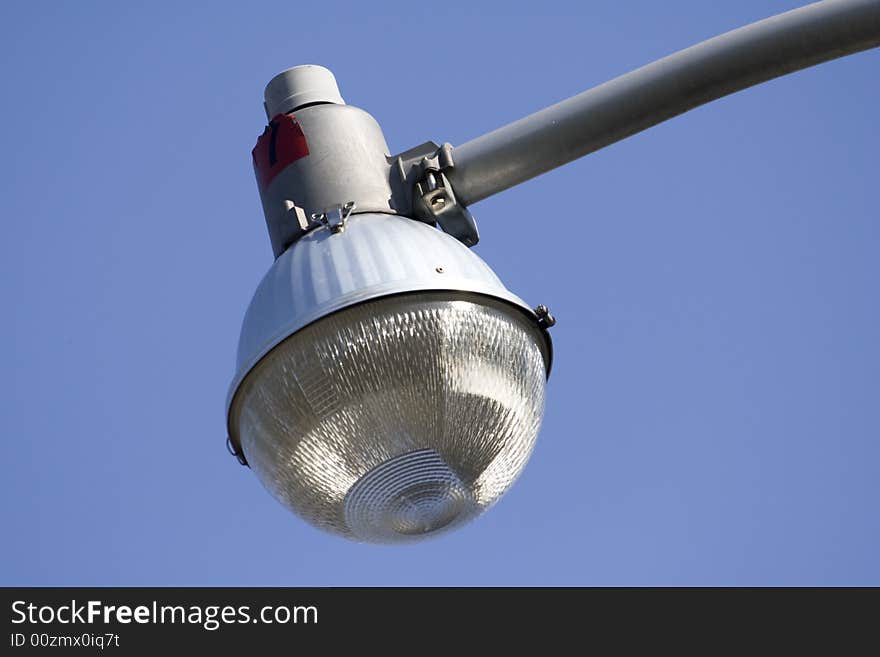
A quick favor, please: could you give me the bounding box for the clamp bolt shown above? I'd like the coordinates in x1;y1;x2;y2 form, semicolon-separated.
534;304;556;329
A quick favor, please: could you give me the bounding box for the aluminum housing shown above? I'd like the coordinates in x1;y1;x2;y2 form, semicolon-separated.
226;213;551;446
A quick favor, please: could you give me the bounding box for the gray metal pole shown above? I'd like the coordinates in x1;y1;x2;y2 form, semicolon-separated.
448;0;880;207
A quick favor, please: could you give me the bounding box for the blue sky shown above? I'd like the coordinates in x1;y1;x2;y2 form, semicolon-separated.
2;0;877;585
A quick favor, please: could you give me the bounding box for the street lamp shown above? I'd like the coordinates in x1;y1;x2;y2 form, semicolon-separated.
227;66;554;542
227;0;880;542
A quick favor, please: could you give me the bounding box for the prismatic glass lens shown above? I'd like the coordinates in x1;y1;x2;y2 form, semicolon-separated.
230;292;548;542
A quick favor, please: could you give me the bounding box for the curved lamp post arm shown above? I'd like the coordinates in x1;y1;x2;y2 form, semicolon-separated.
447;0;880;207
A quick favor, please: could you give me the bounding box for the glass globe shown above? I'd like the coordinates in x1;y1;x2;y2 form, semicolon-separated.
229;291;549;543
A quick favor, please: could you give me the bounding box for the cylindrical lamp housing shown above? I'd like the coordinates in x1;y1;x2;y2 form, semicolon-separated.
253;65;398;258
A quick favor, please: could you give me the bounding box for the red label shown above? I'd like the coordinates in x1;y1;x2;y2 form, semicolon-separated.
252;114;310;188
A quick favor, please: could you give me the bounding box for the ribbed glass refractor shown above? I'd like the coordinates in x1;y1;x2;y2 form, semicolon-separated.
230;292;549;543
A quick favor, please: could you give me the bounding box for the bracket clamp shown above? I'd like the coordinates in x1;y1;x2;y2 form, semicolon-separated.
311;201;356;234
392;142;479;247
